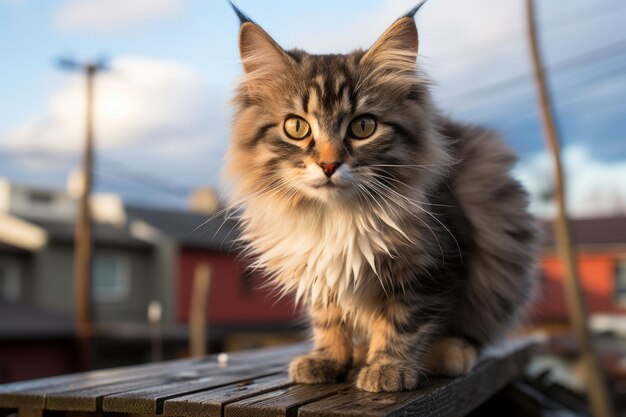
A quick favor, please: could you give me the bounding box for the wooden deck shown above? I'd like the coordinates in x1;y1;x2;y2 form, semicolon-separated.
0;338;539;417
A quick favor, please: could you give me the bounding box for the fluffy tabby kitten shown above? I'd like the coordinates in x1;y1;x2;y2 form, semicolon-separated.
225;2;537;392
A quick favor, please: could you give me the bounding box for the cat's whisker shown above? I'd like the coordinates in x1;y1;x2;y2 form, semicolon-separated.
220;177;299;246
366;175;439;210
354;182;391;221
246;177;294;203
372;179;463;263
366;163;448;170
362;163;443;177
351;177;414;245
211;204;246;242
366;180;445;262
364;171;457;208
190;204;243;235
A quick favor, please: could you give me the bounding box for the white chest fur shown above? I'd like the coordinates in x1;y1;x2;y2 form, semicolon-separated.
240;200;407;306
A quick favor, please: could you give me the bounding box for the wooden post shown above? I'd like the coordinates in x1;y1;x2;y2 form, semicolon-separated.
73;64;97;340
525;1;615;417
147;300;163;362
189;262;211;357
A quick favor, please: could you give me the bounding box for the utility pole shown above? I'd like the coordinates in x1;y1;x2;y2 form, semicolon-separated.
524;2;615;417
57;58;107;340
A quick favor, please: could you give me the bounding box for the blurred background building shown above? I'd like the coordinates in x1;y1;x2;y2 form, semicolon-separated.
0;178;302;380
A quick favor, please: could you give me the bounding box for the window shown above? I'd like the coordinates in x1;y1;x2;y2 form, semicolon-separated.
616;260;626;307
0;258;20;301
27;190;54;205
92;254;131;303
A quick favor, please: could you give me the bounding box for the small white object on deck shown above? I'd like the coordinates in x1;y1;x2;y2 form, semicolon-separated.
217;352;229;366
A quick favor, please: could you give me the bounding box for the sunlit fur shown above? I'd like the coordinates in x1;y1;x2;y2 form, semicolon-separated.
225;9;537;392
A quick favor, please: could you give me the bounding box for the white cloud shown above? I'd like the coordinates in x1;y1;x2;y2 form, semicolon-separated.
54;0;183;32
0;56;230;204
3;56;221;152
516;146;626;219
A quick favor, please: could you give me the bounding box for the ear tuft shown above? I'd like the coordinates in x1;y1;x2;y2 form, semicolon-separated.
402;0;428;19
229;1;253;25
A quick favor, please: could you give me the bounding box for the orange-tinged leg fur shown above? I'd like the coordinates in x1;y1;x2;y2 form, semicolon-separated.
356;312;431;392
289;304;352;384
352;339;368;368
423;337;477;376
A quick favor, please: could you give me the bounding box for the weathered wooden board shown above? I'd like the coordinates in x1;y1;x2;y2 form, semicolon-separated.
163;373;293;417
298;339;538;417
0;338;540;417
0;343;308;410
45;358;294;411
226;383;353;417
103;364;287;414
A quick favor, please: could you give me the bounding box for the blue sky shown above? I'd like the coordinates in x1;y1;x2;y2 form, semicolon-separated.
1;0;625;217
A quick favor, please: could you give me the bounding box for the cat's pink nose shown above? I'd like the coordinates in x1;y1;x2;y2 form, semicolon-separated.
319;162;341;177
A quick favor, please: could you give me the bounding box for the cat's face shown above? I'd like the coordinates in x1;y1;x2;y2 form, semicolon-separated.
227;7;445;207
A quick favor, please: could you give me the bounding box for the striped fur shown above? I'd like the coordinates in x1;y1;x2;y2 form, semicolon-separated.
225;8;538;392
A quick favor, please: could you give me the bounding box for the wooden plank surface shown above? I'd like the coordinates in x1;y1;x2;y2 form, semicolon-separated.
295;390;384;416
0;343;308;410
163;373;293;417
5;363;224;409
0;338;540;417
45;374;183;411
44;350;302;412
298;338;538;417
225;383;352;417
102;364;287;414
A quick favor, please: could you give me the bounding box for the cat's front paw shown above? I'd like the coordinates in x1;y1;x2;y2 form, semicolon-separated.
356;361;420;392
289;354;348;384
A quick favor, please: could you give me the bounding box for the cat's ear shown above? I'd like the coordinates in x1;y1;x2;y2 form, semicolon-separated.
239;22;292;75
361;2;426;72
230;2;292;77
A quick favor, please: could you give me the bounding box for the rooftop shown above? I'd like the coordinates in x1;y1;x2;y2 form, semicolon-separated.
540;216;626;249
126;206;240;252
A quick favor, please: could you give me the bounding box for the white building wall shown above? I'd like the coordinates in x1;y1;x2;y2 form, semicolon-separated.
0;177;125;225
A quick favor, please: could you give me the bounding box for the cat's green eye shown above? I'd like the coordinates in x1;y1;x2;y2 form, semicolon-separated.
350;116;376;139
284;116;310;140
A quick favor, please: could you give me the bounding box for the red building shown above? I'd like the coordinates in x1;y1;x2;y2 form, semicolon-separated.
531;217;626;323
178;249;297;325
126;207;302;349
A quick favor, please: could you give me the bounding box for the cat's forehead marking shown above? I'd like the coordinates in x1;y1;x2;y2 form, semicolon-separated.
313;74;325;97
307;83;320;114
297;57;358;134
334;74;346;91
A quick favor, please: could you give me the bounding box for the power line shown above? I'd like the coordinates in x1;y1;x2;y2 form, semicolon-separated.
489;62;626;131
441;37;626;107
0;147;196;198
436;0;626;61
94;169;191;197
493;79;625;133
97;155;194;196
453;52;626;119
